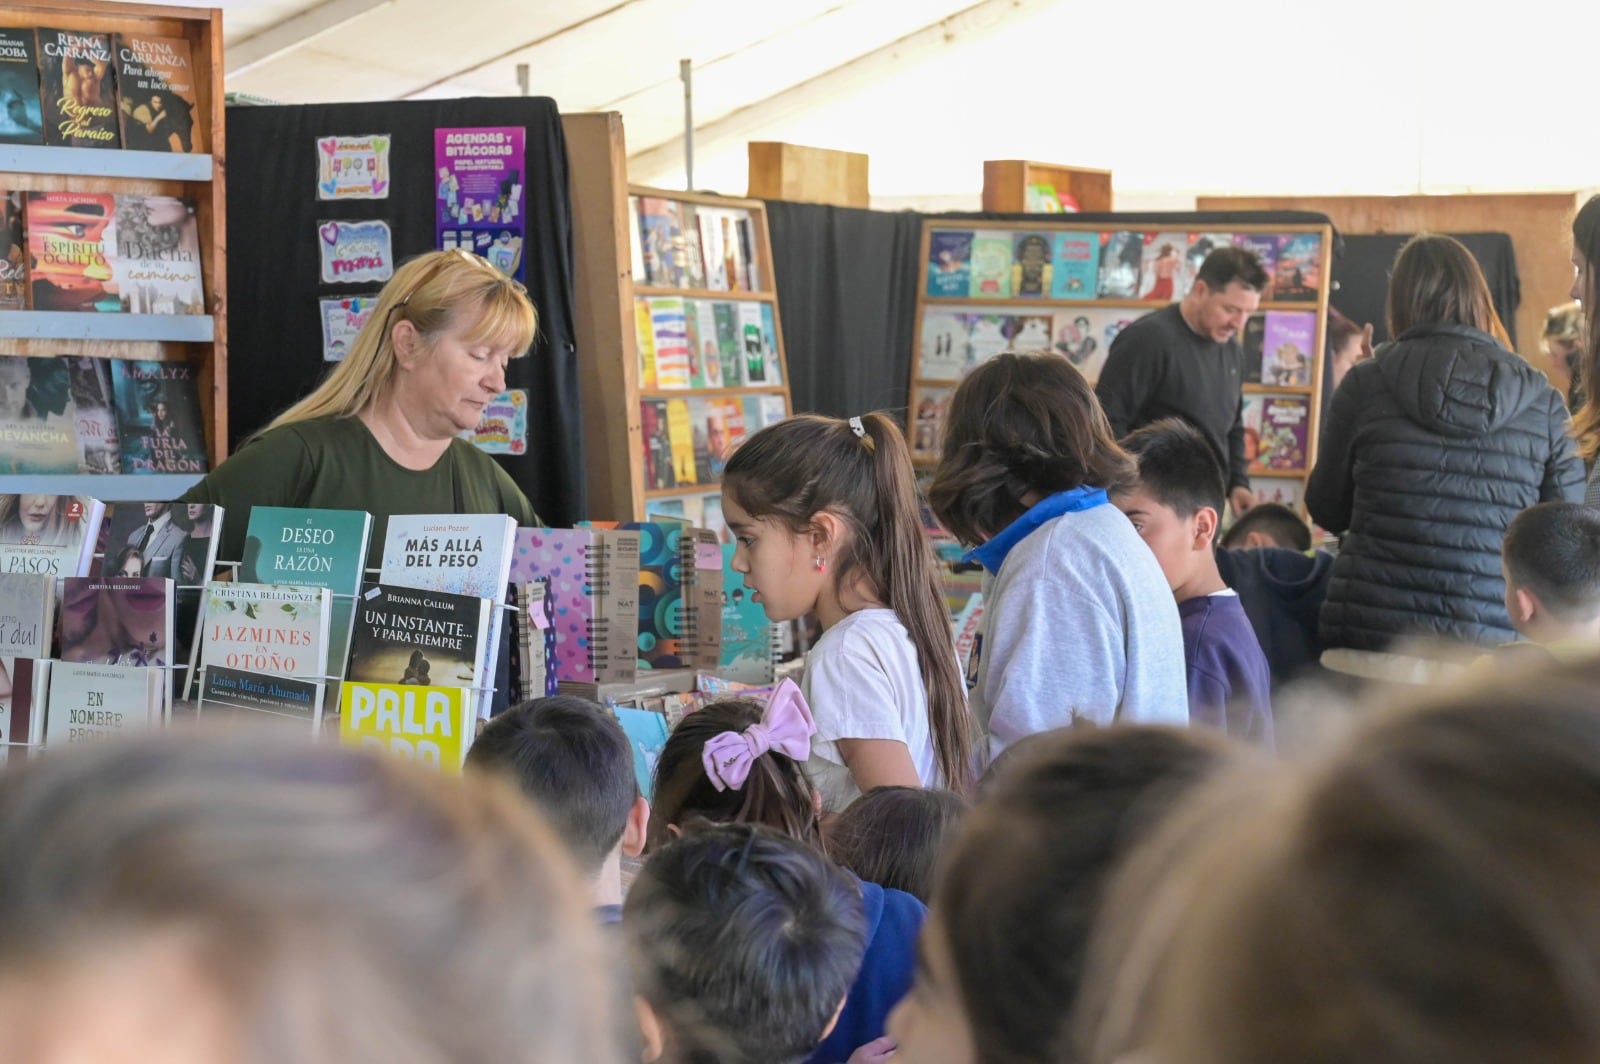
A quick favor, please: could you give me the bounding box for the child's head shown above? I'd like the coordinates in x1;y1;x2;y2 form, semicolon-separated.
1103;657;1600;1064
826;785;970;903
929;351;1136;546
625;821;869;1064
1218;501;1312;551
466;695;648;877
887;726;1238;1064
722;412;973;792
1115;418;1227;595
1502;501;1600;642
649;683;823;853
0;728;619;1064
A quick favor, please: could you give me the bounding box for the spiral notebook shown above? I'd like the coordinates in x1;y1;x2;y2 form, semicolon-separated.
508;527;640;689
613;521;723;673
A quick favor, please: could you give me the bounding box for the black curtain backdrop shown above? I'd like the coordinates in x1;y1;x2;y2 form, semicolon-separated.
224;97;584;526
1332;232;1520;346
766;205;1341;423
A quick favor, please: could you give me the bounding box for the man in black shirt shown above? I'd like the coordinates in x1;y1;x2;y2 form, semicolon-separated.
1096;246;1270;515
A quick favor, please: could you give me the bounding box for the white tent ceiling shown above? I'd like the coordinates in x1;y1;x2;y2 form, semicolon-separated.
208;0;1599;208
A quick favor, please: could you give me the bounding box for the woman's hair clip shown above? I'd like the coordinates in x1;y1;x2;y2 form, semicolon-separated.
848;416;867;440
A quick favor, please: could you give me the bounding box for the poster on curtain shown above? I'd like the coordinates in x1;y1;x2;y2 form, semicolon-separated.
319;293;380;361
458;389;528;455
434;126;526;281
316;134;391;199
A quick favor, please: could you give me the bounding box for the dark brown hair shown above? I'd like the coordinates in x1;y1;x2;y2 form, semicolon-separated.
649;698;824;853
1194;246;1270;293
928;352;1137;546
723;412;973;793
936;726;1238;1064
1568;195;1600;459
1327;308;1364;355
826;785;969;903
1385;233;1499;339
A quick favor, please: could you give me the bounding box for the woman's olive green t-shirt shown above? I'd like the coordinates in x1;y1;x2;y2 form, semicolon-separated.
180;416;539;568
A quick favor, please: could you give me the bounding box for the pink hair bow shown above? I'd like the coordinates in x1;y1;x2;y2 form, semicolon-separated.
701;678;817;792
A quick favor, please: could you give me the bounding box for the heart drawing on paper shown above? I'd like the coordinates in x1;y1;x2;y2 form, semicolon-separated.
319;222;340;245
371;179;388;196
318;138;337;156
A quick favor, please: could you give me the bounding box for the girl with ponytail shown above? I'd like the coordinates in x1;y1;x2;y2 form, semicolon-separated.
720;412;973;811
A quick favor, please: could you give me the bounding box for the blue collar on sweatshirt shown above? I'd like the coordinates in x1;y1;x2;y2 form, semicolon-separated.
964;487;1109;575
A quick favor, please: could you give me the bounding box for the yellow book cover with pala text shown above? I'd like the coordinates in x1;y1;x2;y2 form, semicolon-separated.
339;681;472;774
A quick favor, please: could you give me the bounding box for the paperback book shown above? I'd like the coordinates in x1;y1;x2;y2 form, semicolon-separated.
344;581;492;722
1049;231;1099;300
58;575;174;668
199;582;331;680
927;230;972;298
25;190;118;312
0;30;43;145
0;494;104;578
68;356;119;473
1255;396;1311;472
641;398;674;490
0;572;53;758
967;313;1010;366
1007;314;1054;354
919;309;969;380
713;302;743;386
241;506;373;680
0;190;24;309
112;31;202;153
634;298;657;390
1138;232;1193;302
720;542;778;685
665;397;696;485
1273;233;1322;301
1011;232;1052;298
1052;313;1109;385
1233;233;1279;297
36;27;119;149
636;197;684;287
759;304;783;386
1262;312;1316;386
1242;314;1266;384
690;300;722;387
614;705;669;801
649;296;691;389
46;660;162;747
0;355;79;474
1098;230;1144;299
113;194;205;314
110;358;208;473
340;679;473;772
968;233;1012;298
198;667;325;732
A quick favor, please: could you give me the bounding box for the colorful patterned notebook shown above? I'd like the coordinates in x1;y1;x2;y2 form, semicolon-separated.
507;528;640;686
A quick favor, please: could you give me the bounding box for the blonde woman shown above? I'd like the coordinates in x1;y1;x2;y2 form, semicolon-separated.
180;249;540;567
0;728;624;1063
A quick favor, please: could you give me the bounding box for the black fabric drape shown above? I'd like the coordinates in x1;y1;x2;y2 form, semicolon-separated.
764;204;1340;424
1332;232;1520;347
223;97;584;526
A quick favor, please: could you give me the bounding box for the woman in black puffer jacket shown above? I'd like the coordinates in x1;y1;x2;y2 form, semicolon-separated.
1307;234;1585;657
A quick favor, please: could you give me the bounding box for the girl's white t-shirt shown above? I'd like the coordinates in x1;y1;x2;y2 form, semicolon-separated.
800;608;941;812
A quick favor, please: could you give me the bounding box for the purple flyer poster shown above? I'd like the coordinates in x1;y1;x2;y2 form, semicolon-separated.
434;126;527;281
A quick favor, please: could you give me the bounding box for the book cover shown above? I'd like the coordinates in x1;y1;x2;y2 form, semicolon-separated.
736;301;768;384
1050;231;1099;300
927;231;973;298
0;356;78;474
26;190;117;312
1184;232;1235;288
665;398;697;485
199;582;330;680
1250;477;1303;510
636;197;681;287
683;299;708;389
967;313;1011;367
759;304;783;386
112;194;205;314
627;196;646;283
1052;313;1108;384
919;310;969;381
1234;233;1278;298
0;190;24;309
46;660;161;747
1007;314;1054;354
634;297;657;390
1011;232;1053;298
59;575;173;668
712;301;743;386
968;233;1013;298
0;30;43;145
0;572;53;756
110;358;207;474
35;28;119;149
198;667;324;732
340;680;473;773
345;582;489;700
0;658;48;761
614;705;669;801
1256;396;1311;472
737;215;761;291
112;32;201;153
0;494;103;577
688;398;714;483
1242;314;1266;384
512;576;558;702
640;398;675;490
1273;233;1322;301
1262;311;1316;386
911;386;953;457
698;207;729;291
241;506;374;680
1241;395;1264;465
706;397;747;476
753;394;786;430
1098;230;1144;299
692;300;722;388
67;356;119;473
1138;231;1193;302
649;296;691;389
720;542;777;685
679;202;707;289
508;527;641;687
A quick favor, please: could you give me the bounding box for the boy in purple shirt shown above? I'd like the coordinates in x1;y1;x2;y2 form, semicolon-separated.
1115;418;1274;746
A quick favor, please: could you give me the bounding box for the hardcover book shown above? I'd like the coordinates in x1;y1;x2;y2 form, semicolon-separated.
68;356;119;473
36;27;119;149
1011;232;1052;298
241;506;374;680
0;494;104;578
1262;312;1316;386
59;575;174;668
1255;396;1311;472
919;309;969;381
0;190;24;309
198;667;325;732
45;660;162;747
1049;231;1099;300
968;233;1013;298
0;356;79;474
112;32;202;153
0;572;53;758
509;527;641;687
25;190;117;312
0;30;43;145
927;230;973;298
110;358;207;473
1097;230;1144;299
112;194;205;314
339;680;474;773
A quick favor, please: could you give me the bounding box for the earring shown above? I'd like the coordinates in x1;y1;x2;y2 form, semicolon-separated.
815;556;827;573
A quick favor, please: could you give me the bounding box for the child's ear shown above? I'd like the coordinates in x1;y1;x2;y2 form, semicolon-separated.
1192;506;1220;551
622;796;650;859
1513;586;1541;626
807;510;847;557
633;996;666;1063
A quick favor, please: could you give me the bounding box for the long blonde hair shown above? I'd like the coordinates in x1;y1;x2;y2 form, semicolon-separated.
266;249;537;433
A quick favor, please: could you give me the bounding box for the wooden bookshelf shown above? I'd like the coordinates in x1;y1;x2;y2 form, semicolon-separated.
982;160;1113;213
0;1;228;487
909;217;1335;512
